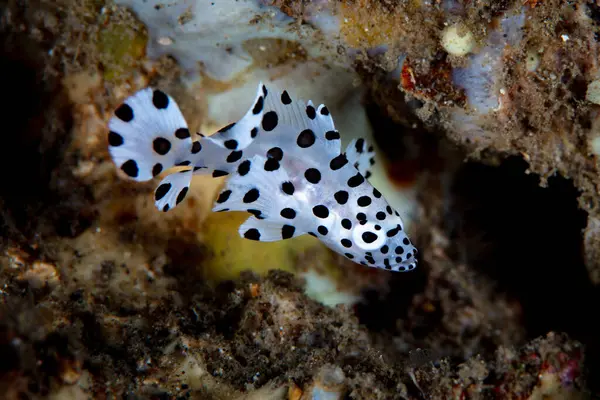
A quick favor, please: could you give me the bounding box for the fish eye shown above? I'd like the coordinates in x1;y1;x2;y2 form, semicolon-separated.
352;222;386;250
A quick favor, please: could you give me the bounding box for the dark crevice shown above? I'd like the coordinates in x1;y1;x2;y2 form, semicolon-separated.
450;157;592;336
0;32;94;246
355;268;428;332
449;155;599;387
587;1;600;41
354;125;599;383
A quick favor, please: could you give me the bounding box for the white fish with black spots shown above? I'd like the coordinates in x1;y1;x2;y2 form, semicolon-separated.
107;83;418;272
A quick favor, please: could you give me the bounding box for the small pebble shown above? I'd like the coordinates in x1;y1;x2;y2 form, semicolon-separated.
441;23;475;56
586;80;600;105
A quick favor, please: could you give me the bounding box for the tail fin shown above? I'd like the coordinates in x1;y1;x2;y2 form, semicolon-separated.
108;83;281;213
108;88;194;181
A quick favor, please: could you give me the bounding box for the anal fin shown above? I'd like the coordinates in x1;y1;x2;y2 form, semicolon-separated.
239;216;304;242
153;169;193;212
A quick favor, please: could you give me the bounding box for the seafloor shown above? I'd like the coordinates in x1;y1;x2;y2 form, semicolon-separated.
0;0;599;399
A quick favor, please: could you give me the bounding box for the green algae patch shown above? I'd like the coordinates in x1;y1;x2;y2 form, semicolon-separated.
200;211;325;282
98;23;148;82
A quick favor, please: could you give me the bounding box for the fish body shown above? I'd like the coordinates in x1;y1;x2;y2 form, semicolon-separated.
107;83;418;272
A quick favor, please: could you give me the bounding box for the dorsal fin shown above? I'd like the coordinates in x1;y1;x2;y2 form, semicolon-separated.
187;82;268;178
259;86;342;158
206;83;266;151
345;137;376;179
